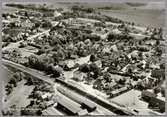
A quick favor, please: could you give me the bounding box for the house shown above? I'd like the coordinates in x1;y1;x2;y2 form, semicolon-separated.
54;11;62;17
41;93;52;100
141;90;156;101
142;90;165;112
66;60;75;69
110;45;118;52
73;70;87;81
45;100;55;107
94;60;102;68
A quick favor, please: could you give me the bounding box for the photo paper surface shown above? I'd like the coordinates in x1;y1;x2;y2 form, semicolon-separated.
1;0;165;116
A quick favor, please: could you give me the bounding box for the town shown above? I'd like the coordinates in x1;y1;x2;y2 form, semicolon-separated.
1;1;165;116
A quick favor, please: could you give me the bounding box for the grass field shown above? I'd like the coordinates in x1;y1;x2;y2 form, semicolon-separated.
100;9;165;28
2;66;34;115
2;1;165;28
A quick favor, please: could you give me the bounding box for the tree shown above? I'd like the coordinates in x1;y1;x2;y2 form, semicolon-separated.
160;63;165;70
161;88;165;97
9;78;17;87
127;68;132;74
107;33;115;41
36;48;45;55
13;72;24;82
79;64;90;73
85;73;93;85
90;54;96;62
36;110;42;115
156;40;160;45
19;42;27;48
90;34;101;41
71;5;81;11
45;64;54;74
34;22;41;28
118;78;126;85
52;68;61;77
28;55;40;69
155;47;162;56
151;69;164;80
103;73;112;82
84;8;94;13
93;78;102;89
153;88;160;94
5;84;13;95
89;63;100;78
26;77;34;85
42;20;52;29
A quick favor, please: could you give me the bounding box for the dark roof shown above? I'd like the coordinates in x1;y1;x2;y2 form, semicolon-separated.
57;86;96;110
142;90;156;98
57;94;81;114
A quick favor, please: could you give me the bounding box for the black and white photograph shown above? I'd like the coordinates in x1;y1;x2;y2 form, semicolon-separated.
1;0;166;116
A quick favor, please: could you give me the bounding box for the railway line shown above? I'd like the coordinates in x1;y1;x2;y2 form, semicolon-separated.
2;59;135;115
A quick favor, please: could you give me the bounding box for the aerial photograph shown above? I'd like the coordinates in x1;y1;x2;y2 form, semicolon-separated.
1;0;165;116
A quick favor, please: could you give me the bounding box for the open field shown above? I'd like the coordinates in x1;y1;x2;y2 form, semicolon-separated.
100;9;165;28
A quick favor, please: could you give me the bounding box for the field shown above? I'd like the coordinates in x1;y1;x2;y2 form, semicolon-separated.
100;9;165;28
2;1;165;28
110;90;164;115
3;80;34;109
2;66;34;115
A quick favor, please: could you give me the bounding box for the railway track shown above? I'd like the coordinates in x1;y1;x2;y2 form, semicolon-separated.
2;59;135;115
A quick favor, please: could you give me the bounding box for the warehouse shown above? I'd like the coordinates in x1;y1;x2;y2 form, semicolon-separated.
56;94;88;115
42;107;64;115
57;86;96;112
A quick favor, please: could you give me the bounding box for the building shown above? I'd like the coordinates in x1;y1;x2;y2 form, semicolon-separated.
94;60;102;68
141;90;165;112
73;70;86;81
42;107;63;115
141;90;156;101
56;94;88;115
57;86;96;112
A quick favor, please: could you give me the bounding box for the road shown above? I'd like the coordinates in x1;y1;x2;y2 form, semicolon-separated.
2;59;136;115
2;59;54;85
2;59;114;115
2;20;59;51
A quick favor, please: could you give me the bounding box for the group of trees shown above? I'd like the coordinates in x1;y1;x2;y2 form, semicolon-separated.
78;55;100;79
5;72;25;95
41;20;52;29
25;55;61;77
21;107;42;116
107;32;133;42
71;5;94;13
